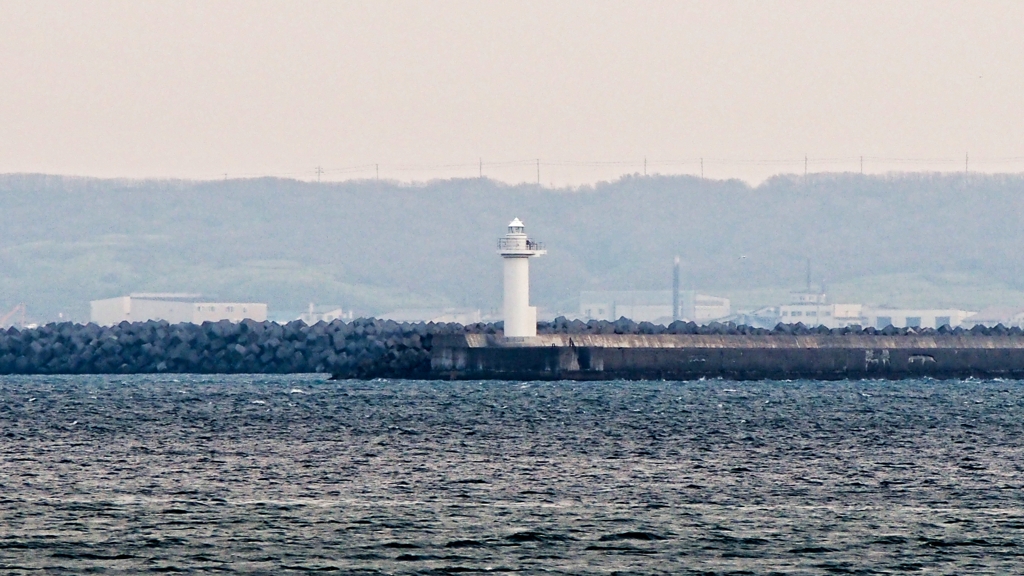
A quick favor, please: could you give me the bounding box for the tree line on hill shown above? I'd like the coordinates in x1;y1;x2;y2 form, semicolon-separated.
1;171;1022;322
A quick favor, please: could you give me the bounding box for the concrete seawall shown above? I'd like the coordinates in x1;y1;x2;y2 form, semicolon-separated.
430;333;1024;380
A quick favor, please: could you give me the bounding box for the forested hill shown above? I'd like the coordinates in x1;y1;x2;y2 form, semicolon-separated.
2;172;1024;322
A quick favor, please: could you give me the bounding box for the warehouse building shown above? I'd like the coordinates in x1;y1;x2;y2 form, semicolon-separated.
959;307;1024;328
90;293;268;326
579;290;730;324
865;308;974;330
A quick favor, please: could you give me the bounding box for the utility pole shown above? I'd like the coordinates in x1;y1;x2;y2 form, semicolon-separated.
536;159;540;186
479;158;482;179
375;164;379;180
644;157;647;176
315;166;323;183
860;156;863;174
700;158;704;180
804;155;808;178
965;151;969;174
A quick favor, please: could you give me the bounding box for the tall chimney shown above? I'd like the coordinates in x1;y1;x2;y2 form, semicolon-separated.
672;256;681;321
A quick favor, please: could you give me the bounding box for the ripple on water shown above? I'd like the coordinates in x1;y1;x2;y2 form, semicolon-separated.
0;375;1023;574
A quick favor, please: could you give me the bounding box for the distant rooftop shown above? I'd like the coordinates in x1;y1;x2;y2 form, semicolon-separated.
964;307;1024;323
128;293;203;300
580;290;672;306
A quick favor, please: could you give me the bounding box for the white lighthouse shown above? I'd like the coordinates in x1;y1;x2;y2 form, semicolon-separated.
498;218;546;338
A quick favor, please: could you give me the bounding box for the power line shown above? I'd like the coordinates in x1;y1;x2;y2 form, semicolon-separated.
202;154;1024;184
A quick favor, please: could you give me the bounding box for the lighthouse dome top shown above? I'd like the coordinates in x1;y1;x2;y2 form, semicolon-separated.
498;217;546;257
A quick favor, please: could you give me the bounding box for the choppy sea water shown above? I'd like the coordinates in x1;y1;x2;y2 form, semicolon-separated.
1;376;1023;574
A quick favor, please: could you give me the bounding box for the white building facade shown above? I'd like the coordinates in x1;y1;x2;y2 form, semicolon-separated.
778;292;868;328
299;304;354;324
380;308;483;324
961;307;1024;328
779;303;867;328
866;308;974;330
90;293;268;326
579;290;730;324
772;289;975;330
779;304;972;329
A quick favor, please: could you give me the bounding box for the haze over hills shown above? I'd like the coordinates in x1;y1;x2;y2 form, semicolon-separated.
2;172;1024;323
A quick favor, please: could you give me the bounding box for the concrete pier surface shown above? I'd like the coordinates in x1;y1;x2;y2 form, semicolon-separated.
429;332;1024;380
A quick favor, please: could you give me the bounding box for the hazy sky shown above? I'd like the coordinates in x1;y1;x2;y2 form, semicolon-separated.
2;0;1022;184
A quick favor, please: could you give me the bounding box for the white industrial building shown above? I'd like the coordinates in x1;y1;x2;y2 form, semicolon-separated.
579;290;730;324
779;290;867;328
380;308;483;324
299;304;354;324
90;293;268;326
763;289;975;330
961;307;1024;328
780;303;975;330
778;298;973;329
866;308;974;330
779;302;867;328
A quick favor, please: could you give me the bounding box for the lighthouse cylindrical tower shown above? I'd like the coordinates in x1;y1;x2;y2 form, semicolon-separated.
497;218;546;338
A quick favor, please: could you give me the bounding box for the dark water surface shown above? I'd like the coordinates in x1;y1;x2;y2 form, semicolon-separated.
2;376;1023;574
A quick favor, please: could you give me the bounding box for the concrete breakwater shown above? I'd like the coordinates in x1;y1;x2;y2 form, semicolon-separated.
0;318;442;377
2;317;1024;379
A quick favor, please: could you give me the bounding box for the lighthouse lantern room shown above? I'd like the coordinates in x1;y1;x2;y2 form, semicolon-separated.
497;218;546;338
